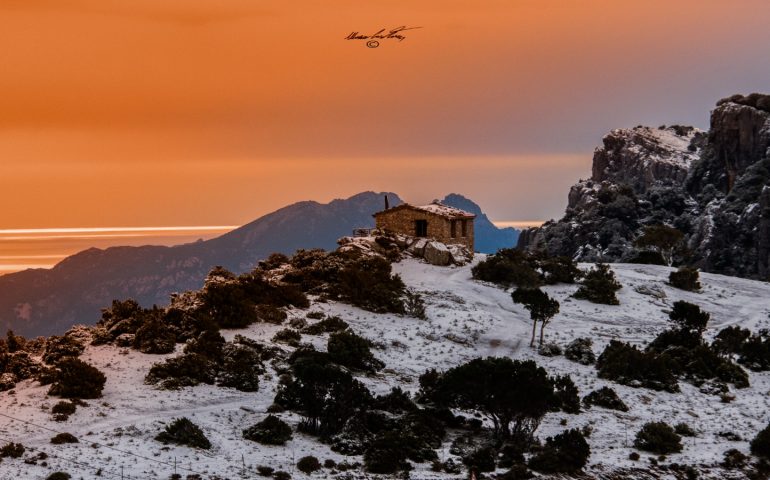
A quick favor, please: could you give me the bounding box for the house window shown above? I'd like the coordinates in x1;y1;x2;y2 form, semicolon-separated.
415;219;428;237
461;220;468;237
450;220;457;238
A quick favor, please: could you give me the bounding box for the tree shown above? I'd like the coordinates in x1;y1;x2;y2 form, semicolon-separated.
634;422;682;454
426;358;555;441
512;288;560;348
634;224;684;265
573;263;622;305
669;266;701;291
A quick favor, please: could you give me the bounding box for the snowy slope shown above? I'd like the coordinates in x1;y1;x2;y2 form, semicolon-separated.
1;259;769;479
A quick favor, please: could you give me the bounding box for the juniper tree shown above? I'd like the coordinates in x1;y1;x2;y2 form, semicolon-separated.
512;288;560;348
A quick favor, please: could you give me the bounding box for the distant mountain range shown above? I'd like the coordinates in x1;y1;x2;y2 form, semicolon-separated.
0;192;518;337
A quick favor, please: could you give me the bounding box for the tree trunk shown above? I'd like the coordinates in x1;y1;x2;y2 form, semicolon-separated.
530;320;537;347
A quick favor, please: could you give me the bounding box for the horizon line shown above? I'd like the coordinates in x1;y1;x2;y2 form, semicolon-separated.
0;226;240;235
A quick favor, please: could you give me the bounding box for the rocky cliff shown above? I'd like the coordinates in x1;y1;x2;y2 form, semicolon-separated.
519;93;770;280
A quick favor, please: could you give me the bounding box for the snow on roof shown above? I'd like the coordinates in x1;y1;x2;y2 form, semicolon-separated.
375;201;475;219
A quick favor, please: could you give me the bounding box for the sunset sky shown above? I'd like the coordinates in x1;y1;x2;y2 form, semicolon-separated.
2;0;770;233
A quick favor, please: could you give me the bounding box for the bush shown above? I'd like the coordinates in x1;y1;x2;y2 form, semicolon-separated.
334;256;406;314
46;473;71;480
751;423;770;459
722;448;748;469
155;418;211;450
674;422;695;437
216;343;262;392
669;266;701;291
573;263;622;305
552;375;581;414
42;335;86;365
462;446;497;472
327;331;384;372
273;471;291;480
669;301;710;334
272;329;301;347
296;456;321;474
243;415;293;445
529;429;590;473
256;465;274;476
405;289;427;319
0;442;25;458
302;316;349;335
51;400;77;421
596;341;679;392
738;332;770;371
582;387;628;412
564;338;596;365
363;430;411;474
145;353;216;389
48;358;106;399
199;273;260;328
634;422;682;454
628;250;667;265
50;433;78;444
471;249;541;288
713;326;751;356
133;317;177;354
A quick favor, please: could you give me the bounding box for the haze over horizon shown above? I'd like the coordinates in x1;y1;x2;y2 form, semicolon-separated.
3;1;770;252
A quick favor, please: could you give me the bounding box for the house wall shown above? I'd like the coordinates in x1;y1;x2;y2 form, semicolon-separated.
375;208;474;251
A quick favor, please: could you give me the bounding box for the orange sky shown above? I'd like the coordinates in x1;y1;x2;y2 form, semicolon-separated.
2;0;770;229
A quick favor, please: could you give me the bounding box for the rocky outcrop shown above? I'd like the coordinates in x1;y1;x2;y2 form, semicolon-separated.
337;233;472;267
520;93;770;280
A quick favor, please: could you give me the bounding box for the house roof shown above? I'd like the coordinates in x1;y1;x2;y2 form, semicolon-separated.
374;201;476;219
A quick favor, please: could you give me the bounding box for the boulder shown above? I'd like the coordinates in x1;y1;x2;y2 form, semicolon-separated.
424;241;452;266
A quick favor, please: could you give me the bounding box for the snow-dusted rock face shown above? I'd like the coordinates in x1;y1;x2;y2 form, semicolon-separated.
592;126;700;194
520;94;770;279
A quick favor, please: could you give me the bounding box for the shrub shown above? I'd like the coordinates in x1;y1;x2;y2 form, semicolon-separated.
552;375;581;414
713;326;751;357
216;343;262;392
634;422;682;454
375;387;417;414
529;429;590;473
674;422;695;437
668;301;709;334
48;358;106;399
256;465;274;476
51;400;77;420
363;430;411;474
669;266;701;291
738;332;770;371
634;224;684;265
628;250;667;265
596;341;679;392
272;329;301;347
722;448;748;469
628;452;640;461
256;305;288;325
582;387;628;412
302;316;349;335
327;331;384;372
46;473;71;480
462;446;497;472
405;289;427;319
751;423;770;459
50;433;79;444
564;338;596;365
155;418;211;450
296;456;321;474
145;353;216;389
42;336;86;365
471;249;540;288
0;442;25;458
243;415;293;445
539;255;582;284
334;256;406;314
133;317;177;354
273;471;291;480
199;274;260;328
573;263;622;305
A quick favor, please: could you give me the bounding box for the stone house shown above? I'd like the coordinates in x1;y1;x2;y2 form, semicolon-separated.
373;201;476;251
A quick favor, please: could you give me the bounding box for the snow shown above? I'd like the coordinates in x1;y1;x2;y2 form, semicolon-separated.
414;202;475;219
1;260;769;479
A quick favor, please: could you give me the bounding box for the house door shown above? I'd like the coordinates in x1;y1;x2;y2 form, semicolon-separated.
415;220;428;237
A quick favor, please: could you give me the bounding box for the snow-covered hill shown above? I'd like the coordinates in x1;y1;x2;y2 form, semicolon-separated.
1;259;769;479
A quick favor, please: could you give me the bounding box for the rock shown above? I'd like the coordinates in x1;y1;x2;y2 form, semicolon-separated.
519;94;770;280
424;241;452;266
407;238;428;256
115;333;135;348
0;373;17;392
633;284;667;300
564;338;596;365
